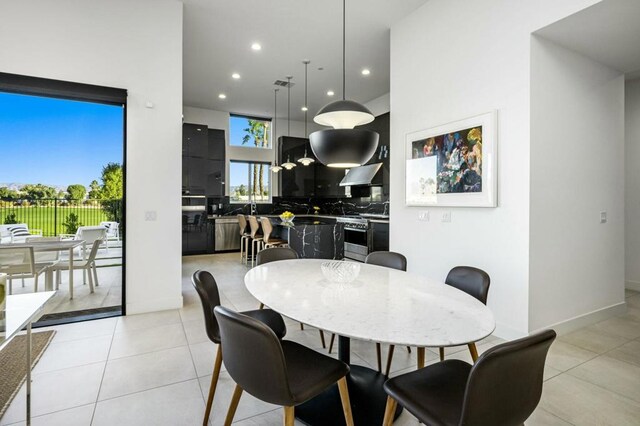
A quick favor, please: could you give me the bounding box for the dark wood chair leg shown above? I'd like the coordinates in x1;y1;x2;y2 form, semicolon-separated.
284;406;295;426
319;330;326;349
439;347;445;361
406;346;412;353
337;377;355;426
203;345;223;426
376;343;382;372
468;342;479;362
385;344;396;376
382;396;398;426
223;384;243;426
328;333;336;353
417;347;425;369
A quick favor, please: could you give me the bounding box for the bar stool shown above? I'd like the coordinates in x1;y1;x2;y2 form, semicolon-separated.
259;217;288;249
237;214;251;264
247;215;263;267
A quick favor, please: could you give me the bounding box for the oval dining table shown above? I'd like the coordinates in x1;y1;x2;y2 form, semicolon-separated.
245;259;496;425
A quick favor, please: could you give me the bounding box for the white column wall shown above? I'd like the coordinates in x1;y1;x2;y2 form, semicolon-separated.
626;79;640;291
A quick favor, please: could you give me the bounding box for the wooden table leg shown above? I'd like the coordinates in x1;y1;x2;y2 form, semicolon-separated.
468;342;479;362
68;247;74;300
417;347;425;369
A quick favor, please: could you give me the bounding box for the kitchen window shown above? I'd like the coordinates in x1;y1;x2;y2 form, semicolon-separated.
229;114;271;148
229;161;271;203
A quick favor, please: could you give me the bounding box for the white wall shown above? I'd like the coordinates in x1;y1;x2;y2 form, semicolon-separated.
390;0;599;338
529;37;625;331
183;106;321;197
0;0;184;314
365;93;390;116
626;79;640;290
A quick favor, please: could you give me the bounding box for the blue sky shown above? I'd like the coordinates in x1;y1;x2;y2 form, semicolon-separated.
0;92;123;189
229;116;270;189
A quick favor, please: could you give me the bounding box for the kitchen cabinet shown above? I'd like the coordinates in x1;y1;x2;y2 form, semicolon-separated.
207;160;225;196
208;129;225;160
279;136;315;197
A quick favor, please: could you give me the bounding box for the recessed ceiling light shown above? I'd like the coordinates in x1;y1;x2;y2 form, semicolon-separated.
231;73;241;79
301;106;308;111
218;93;227;99
251;43;262;51
361;69;371;76
327;90;335;96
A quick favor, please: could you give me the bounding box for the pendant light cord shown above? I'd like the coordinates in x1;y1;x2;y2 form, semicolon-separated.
274;88;278;162
304;61;309;135
287;76;292;136
342;0;346;101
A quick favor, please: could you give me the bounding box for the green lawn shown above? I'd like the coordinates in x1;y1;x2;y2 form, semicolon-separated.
0;205;112;236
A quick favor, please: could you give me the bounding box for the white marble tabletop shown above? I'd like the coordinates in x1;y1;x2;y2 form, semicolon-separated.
0;291;56;349
245;259;495;347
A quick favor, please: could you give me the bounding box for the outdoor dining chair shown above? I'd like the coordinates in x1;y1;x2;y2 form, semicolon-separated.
0;246;51;294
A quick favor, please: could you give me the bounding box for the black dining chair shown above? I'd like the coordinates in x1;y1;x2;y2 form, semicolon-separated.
383;330;556;426
256;247;328;349
191;270;287;426
214;305;355;426
439;266;491;362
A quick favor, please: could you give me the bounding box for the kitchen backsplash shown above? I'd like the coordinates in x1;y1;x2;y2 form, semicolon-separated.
208;196;389;217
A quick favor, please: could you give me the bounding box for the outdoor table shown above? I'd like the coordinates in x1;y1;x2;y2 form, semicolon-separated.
245;259;496;425
1;291;56;425
4;240;85;299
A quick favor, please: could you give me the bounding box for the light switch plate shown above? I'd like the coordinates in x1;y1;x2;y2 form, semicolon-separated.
418;211;430;221
145;211;157;221
600;211;607;224
442;211;452;223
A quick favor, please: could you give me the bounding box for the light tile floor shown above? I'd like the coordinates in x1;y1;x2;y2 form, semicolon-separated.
2;253;640;425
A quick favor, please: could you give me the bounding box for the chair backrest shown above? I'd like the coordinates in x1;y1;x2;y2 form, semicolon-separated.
86;239;104;262
260;217;275;243
214;305;293;406
248;215;260;238
100;221;119;237
6;224;31;242
257;247;298;266
237;214;248;236
191;270;222;343
365;251;407;271
27;236;61;262
460;330;556;426
445;266;491;305
76;226;107;244
0;246;35;276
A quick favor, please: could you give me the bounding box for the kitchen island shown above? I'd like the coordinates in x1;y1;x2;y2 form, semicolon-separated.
271;217;344;260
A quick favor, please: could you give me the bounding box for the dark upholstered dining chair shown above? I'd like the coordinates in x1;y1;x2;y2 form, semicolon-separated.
214;305;355;426
382;330;556;426
192;270;287;426
439;266;491;362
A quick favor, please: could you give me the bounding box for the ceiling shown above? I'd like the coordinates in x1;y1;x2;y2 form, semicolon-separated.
535;0;640;80
182;0;428;121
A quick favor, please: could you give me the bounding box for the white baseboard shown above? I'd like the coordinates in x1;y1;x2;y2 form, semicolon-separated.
626;280;640;292
530;302;627;336
493;322;528;341
126;295;184;315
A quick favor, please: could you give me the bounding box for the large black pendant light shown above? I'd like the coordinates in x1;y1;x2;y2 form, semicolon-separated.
310;0;379;168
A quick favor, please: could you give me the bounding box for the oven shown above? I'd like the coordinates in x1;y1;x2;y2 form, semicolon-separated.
337;217;371;262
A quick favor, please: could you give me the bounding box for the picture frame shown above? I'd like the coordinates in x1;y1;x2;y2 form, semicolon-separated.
405;111;497;207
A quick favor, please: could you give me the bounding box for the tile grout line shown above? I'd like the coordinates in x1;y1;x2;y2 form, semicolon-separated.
90;321;117;425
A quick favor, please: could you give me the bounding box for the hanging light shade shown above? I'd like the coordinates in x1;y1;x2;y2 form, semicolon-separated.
310;129;378;168
282;155;297;170
311;0;378;167
271;164;283;173
297;148;315;166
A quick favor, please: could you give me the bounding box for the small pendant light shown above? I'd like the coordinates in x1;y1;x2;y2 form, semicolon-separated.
310;0;379;167
298;60;315;166
271;88;283;173
282;155;297;170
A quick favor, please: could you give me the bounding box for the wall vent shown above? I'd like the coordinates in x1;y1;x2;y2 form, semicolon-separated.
274;80;295;88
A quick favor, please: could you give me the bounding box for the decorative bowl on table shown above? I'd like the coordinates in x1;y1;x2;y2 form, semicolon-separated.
279;211;295;224
321;261;361;283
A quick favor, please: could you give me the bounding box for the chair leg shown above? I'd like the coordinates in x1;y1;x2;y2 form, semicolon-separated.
284;406;295;426
337;377;354;426
93;263;100;287
406;346;412;353
8;277;12;295
417;347;426;369
319;330;326;349
376;343;382;373
328;333;335;354
382;396;398;426
21;277;25;288
468;342;479;362
385;345;396;376
203;346;222;426
259;302;264;309
299;323;304;331
439;347;445;361
87;267;94;293
223;384;243;426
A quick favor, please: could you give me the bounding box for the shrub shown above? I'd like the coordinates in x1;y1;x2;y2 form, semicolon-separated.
3;213;18;224
62;213;83;235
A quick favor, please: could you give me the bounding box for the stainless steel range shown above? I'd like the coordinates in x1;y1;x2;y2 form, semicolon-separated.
336;216;371;262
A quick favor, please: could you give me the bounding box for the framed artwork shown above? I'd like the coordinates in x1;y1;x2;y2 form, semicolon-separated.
405;111;497;207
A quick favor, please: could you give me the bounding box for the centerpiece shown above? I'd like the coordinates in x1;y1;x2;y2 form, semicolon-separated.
279;211;295;224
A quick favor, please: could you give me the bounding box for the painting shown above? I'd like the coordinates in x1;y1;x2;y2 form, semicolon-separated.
405;111;497;207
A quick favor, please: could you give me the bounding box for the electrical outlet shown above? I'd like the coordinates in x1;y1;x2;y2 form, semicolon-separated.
145;211;157;221
600;211;607;224
442;211;451;223
418;211;430;221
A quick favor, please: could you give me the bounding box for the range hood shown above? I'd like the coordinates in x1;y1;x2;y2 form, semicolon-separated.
339;163;383;186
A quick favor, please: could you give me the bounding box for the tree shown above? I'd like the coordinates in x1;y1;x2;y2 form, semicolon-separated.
66;184;86;201
21;184;57;200
236;184;247;196
88;180;101;199
62;213;83;234
99;163;123;200
0;187;19;200
242;120;270;200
